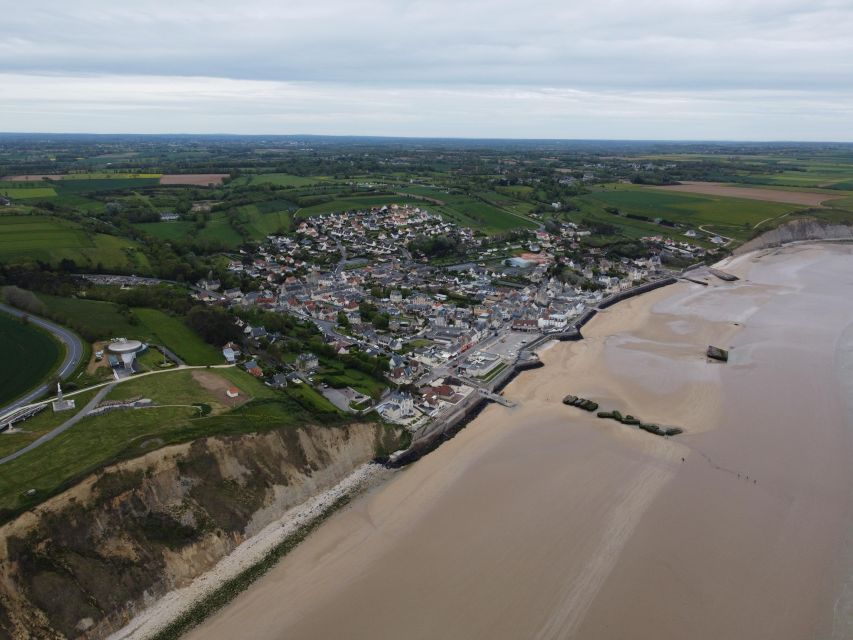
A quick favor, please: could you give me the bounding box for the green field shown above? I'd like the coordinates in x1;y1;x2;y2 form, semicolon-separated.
396;185;537;233
0;368;343;518
574;184;807;241
59;172;162;180
0;187;57;199
133;308;223;365
135;211;243;247
55;178;161;194
0;312;62;408
242;173;321;187
36;294;141;340
136;202;293;246
0;214;149;270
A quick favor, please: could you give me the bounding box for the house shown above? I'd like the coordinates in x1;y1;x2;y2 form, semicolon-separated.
511;318;538;332
244;325;268;341
224;287;243;300
422;384;455;401
244;359;264;377
269;373;288;389
378;392;415;423
296;352;319;371
222;347;237;363
160;212;181;222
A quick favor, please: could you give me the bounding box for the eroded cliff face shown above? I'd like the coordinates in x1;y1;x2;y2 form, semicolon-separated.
735;218;853;254
0;422;404;640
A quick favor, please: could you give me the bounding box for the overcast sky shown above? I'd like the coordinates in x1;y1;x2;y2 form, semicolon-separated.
2;0;852;139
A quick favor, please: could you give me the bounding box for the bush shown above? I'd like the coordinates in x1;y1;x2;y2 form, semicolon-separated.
2;285;45;314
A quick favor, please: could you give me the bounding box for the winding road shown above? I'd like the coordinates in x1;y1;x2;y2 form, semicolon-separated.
0;303;85;416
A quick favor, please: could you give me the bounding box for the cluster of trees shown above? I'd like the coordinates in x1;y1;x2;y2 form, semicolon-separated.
0;264;79;297
185;306;242;346
408;234;466;259
358;301;389;330
1;285;45;314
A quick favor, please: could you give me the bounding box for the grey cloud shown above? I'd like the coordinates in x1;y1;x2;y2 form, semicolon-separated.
1;0;852;90
1;0;851;137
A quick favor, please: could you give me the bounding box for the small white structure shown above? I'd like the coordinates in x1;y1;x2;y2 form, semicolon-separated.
226;387;240;399
107;339;145;371
52;382;76;413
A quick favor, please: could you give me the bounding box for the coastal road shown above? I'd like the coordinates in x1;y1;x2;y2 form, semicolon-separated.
0;384;114;466
0;303;85;416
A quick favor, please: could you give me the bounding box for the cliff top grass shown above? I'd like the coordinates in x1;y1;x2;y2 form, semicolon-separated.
0;368;343;523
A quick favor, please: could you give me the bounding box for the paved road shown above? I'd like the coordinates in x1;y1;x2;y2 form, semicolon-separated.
334;239;348;275
0;384;114;465
0;303;85;416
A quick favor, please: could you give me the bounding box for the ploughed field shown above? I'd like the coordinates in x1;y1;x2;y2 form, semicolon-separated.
649;181;844;206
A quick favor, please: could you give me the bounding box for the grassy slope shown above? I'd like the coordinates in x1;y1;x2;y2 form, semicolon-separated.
35;295;221;365
37;293;141;339
133;308;223;365
0;368;343;518
0;312;62;407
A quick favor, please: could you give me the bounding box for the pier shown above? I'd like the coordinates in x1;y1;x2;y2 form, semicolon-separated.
477;388;517;407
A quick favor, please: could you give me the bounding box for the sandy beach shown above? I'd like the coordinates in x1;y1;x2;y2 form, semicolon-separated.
181;243;853;640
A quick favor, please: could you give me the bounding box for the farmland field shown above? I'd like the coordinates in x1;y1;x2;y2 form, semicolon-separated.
0;187;57;199
0;215;149;270
575;184;805;241
397;185;537;232
237;203;293;237
159;174;228;186
54;178;161;194
650;182;845;206
0;311;62;408
2;173;161;181
242;173;321;187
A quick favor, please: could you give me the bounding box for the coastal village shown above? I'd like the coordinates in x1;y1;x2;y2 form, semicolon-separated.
187;203;711;434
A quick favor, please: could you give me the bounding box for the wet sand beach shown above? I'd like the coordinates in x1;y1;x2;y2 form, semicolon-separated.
185;243;853;640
